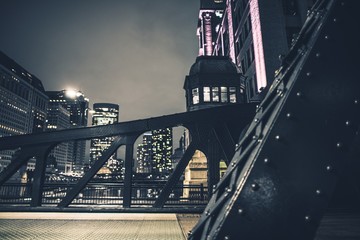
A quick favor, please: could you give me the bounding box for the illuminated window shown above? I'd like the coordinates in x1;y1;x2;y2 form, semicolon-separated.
221;87;228;103
230;87;236;103
203;87;210;102
212;87;219;102
192;88;199;104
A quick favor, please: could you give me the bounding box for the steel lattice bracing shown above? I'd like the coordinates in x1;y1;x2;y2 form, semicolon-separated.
0;104;255;210
189;0;360;239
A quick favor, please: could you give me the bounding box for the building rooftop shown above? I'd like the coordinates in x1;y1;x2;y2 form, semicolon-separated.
0;50;46;93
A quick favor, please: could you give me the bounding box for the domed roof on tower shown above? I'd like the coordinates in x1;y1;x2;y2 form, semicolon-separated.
189;56;240;76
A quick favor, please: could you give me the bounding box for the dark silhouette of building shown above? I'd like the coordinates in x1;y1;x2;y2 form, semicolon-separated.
0;51;48;172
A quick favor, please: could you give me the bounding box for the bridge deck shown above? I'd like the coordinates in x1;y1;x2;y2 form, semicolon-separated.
0;211;359;239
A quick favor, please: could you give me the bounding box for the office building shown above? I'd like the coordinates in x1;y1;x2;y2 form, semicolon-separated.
151;128;173;178
46;90;89;168
89;103;119;166
46;103;73;173
136;132;153;175
0;51;48;172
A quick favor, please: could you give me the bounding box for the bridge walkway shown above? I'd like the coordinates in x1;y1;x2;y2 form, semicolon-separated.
0;211;359;239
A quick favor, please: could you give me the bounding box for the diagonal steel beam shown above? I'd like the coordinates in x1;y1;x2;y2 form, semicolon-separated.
58;136;126;207
123;135;138;208
153;141;198;208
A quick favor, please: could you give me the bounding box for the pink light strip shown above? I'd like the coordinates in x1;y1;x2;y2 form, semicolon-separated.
249;0;267;90
226;0;236;63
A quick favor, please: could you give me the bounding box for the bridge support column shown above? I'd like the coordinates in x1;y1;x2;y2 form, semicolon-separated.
123;135;137;208
207;131;222;197
31;145;53;207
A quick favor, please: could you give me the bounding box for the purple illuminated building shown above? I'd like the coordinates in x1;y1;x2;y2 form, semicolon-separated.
198;0;315;102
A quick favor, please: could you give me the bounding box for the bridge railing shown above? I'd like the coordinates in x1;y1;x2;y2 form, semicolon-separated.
0;182;208;208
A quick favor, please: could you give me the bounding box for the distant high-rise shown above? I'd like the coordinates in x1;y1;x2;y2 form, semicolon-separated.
199;0;315;102
46;103;72;173
89;103;119;165
136;132;153;174
46;90;89;168
151;128;173;178
0;51;48;172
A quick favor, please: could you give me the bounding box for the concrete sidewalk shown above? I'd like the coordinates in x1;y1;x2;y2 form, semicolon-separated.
0;212;186;240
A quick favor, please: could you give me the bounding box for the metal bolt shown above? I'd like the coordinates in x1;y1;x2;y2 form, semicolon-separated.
238;208;244;215
254;118;259;123
326;165;333;172
324;35;329;40
188;231;192;236
345;121;351;126
316;189;322;196
275;135;281;141
333;18;337;22
205;210;210;216
231;162;236;167
264;158;270;164
336;142;343;148
296;92;302;97
286;112;292;118
251;183;259;191
226;188;232;193
315;52;321;58
224;236;230;240
305;215;311;222
306;72;311;77
355;99;359;104
252;135;257;140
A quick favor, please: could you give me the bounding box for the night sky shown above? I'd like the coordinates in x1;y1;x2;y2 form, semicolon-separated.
0;1;200;122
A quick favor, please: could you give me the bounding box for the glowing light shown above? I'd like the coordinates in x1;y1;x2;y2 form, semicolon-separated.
226;0;236;63
65;89;78;99
250;0;267;90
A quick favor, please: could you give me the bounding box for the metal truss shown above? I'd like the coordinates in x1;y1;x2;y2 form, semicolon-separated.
0;104;255;209
189;0;360;239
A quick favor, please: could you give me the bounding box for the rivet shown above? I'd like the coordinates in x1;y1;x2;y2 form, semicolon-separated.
226;188;232;193
264;158;270;164
254;118;259;123
336;142;343;148
231;162;236;167
275;135;281;141
306;72;311;77
316;189;322;196
355;99;359;104
324;35;329;40
251;183;259;191
205;210;210;216
252;135;257;140
326;165;333;172
188;231;192;236
305;215;311;222
341;2;345;6
333;18;337;22
296;92;302;97
286;112;292;118
238;208;244;215
224;236;230;240
345;121;351;126
315;53;321;58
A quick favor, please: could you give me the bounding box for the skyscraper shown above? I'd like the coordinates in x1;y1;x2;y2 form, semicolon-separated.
136;132;153;174
46;103;72;173
151;128;173;178
199;0;315;102
89;103;119;166
46;90;89;168
0;51;48;172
